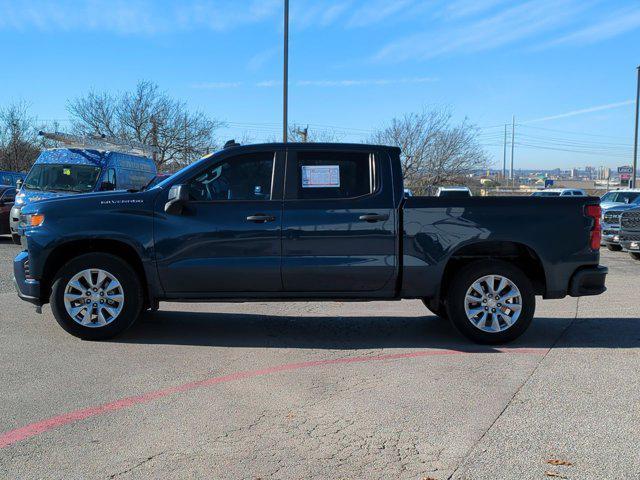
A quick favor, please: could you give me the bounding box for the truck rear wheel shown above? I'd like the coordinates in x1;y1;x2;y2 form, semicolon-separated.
630;252;640;261
606;244;622;252
50;253;143;340
446;260;535;344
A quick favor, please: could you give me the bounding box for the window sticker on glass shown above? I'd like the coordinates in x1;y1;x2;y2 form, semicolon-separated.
301;165;340;188
63;168;71;175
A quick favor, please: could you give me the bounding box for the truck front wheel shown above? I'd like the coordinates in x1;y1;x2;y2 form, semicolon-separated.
422;299;448;320
50;253;143;340
446;260;535;344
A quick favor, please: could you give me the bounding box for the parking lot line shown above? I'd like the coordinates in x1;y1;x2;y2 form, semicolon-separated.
0;346;546;450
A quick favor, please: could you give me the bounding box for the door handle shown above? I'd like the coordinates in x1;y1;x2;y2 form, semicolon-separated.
246;214;276;223
358;213;389;223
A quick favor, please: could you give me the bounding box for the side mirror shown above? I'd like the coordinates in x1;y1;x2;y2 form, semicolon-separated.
164;184;189;214
16;179;23;190
100;181;116;192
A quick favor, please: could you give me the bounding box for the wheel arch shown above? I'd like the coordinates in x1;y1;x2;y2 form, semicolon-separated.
41;239;150;307
439;240;547;301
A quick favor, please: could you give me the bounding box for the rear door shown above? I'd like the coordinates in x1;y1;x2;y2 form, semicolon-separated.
154;149;284;295
281;147;397;294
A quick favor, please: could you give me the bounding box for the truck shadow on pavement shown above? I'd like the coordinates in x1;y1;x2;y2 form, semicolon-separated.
116;311;640;351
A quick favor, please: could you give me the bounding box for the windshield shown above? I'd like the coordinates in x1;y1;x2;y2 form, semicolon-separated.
439;190;470;197
602;192;640;204
24;163;101;193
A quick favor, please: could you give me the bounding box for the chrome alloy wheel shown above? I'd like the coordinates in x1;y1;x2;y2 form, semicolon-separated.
463;274;522;333
63;268;125;327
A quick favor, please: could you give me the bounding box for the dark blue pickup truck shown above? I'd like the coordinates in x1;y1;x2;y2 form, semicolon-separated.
14;143;607;343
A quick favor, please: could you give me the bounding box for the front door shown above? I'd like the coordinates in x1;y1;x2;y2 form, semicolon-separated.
0;188;15;234
154;150;284;295
282;148;398;294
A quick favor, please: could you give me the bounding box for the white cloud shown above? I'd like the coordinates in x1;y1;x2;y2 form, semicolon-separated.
374;0;590;62
441;0;511;19
524;100;635;123
290;1;353;29
247;47;280;72
254;77;437;88
0;0;281;34
346;0;415;28
191;82;243;89
256;80;282;88
540;7;640;47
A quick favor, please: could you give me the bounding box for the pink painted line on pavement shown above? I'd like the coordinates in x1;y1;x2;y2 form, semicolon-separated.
0;347;546;449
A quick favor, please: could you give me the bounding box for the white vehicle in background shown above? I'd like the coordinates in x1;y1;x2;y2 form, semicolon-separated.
600;189;640;209
531;188;586;197
436;186;472;197
599;190;640;251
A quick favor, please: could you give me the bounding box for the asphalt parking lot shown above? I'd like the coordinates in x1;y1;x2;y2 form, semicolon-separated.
0;237;638;479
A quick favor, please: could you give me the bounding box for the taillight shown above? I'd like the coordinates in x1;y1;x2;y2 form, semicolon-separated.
585;204;601;250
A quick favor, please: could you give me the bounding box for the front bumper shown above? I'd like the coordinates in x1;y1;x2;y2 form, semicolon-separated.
13;250;42;306
620;239;640;252
601;230;620;245
568;265;608;297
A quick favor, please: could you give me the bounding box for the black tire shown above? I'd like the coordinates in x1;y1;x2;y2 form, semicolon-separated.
422;299;448;319
630;252;640;261
50;253;143;340
11;234;21;245
606;244;623;252
446;260;535;344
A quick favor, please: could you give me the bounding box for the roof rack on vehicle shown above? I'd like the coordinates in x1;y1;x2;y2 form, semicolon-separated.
38;131;157;157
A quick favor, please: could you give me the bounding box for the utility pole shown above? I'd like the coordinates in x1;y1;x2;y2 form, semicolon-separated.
283;0;289;143
510;115;515;188
502;124;507;180
632;65;640;188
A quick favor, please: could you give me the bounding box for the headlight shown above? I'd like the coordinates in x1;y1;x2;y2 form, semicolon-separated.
22;213;45;227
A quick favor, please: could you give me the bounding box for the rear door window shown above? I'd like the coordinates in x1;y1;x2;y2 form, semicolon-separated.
292;151;375;200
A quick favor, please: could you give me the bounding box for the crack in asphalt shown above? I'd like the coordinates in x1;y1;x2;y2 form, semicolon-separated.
446;297;581;480
108;451;166;479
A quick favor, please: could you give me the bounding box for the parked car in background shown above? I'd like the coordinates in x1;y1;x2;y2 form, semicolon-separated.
15;142;607;344
436;186;472;197
600;196;640;251
10;147;156;244
600;189;640;209
0;185;16;236
619;207;640;261
0;171;26;187
531;189;586;197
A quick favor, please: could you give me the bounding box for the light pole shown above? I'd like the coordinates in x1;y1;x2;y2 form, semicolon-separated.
510;116;515;188
283;0;289;143
632;65;639;188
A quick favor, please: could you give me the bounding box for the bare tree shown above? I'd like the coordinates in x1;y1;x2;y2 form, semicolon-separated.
0;102;42;172
371;109;488;194
68;81;224;171
288;124;342;143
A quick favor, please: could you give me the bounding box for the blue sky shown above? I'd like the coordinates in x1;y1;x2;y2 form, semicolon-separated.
1;0;639;169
